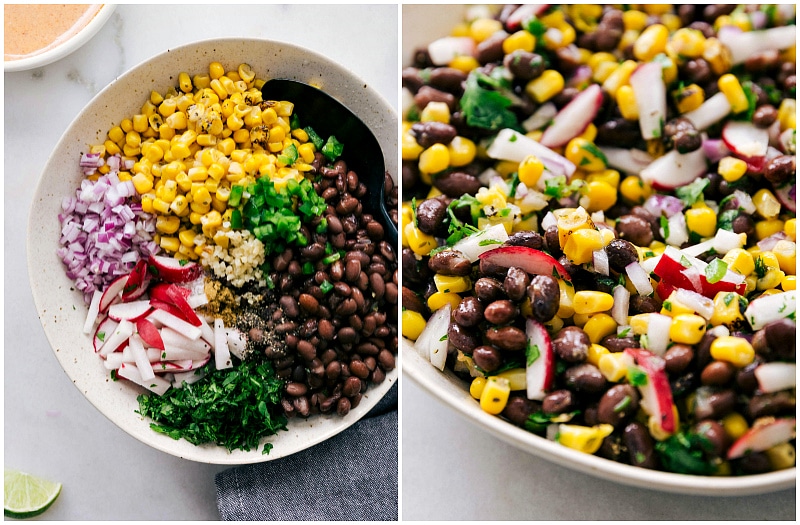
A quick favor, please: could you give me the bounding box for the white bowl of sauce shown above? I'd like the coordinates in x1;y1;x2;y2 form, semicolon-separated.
4;4;115;72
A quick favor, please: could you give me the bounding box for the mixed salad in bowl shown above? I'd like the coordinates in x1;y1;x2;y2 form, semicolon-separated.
402;4;795;476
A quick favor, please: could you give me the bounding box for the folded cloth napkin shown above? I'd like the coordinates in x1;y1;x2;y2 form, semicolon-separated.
215;382;398;521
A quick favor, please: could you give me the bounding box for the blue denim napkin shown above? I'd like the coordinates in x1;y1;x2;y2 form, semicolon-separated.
215;383;398;521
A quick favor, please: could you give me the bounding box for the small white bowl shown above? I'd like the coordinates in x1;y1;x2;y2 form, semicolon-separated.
4;4;116;73
28;38;397;464
401;3;795;496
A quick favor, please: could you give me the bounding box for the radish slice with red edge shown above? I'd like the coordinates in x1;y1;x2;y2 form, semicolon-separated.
83;289;103;334
505;4;550;31
683;92;731;131
121;259;151;302
147;309;202;341
744;290;796;330
540;84;603;148
721;121;769;162
624;348;676;434
639;148;708;190
99;320;134;356
149;299;188;323
107;300;152;322
146;254;204;284
486;128;576;177
450;224;510;263
136;318;165;350
754;362;796;394
773;179;796;214
98;275;128;313
129;334;155;381
629;62;666;141
525;318;554;401
214;318;233;370
117;363;171;395
93;316;119;353
727;417;796;460
479;245;572;281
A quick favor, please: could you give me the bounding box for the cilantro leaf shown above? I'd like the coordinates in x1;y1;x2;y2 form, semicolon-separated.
460;69;519;131
675;178;709;207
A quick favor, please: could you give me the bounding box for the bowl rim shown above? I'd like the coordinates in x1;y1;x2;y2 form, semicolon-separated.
28;36;398;464
403;342;796;496
4;4;117;73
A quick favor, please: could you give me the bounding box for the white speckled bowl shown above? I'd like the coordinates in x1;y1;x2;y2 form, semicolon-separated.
28;38;397;464
401;4;795;496
4;4;116;73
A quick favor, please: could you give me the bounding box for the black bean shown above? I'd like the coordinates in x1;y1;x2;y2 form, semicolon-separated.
605;239;639;273
428;67;467;95
472;345;503;372
597;384;640;427
410;121;458;148
753;318;797;362
527;274;560;323
564;363;607;393
694;388;736;420
623;422;659;469
476;32;506;64
474;277;506;302
753;104;779;128
428;249;472;276
448;321;481;352
663;344;694;374
454;297;485;328
600;334;639;354
505;230;544;250
432;171;483;198
502;395;541;426
483;300;518;325
552;326;590;363
682;58;713;84
503;50;545;80
629;295;661;314
731;213;755;238
402;67;425;93
616;215;654;247
694;420;728;458
349;359;370;380
737;452;772;474
485;326;527;352
595;118;641;148
763;155;796;186
700;360;736;386
748;391;796;419
414;85;457;112
503;267;530;302
542;390;576;415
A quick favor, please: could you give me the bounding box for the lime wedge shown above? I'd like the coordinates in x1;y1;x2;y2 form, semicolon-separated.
4;469;62;519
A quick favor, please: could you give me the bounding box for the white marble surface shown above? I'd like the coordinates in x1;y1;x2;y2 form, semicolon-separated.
4;4;397;520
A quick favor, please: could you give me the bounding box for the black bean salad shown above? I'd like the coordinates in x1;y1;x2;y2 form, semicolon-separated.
59;61;398;454
401;4;796;475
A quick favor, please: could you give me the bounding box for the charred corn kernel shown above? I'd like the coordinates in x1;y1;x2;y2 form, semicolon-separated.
518;154;545;187
557;279;575;318
479;377;511;415
616;85;639;120
470;17;503;42
402;309;427;341
504;30;536;54
563;228;605;265
419;144;450;174
587;344;610;367
556;206;594;248
433;274;471;294
669;314;707;345
753;188;782;220
427;291;462;313
573;291;614;315
448;54;480;74
710;291;745;327
419;101;451;124
673;83;705;114
685;205;717;238
718;74;749;114
496;368;527;391
402;131;424;161
766;443;796;470
756;219;785;241
405;223;437;256
159;236;180;253
584;313;617;344
565;138;606;172
602;60;638;98
526;70;564;103
557;423;614;454
772;240;797;275
469;376;487;399
710;336;755;368
447;136;476;167
778;99;796;131
700;37;731;75
131;172;154;194
634;24;668;61
582;180;617;213
619;175;652;205
718;156;748;183
721;412;749;440
784;219;796;242
156;215;181;234
781;275;796;291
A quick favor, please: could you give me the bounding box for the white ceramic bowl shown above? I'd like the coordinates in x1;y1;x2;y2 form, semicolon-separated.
28;38;398;464
4;4;116;73
401;4;795;496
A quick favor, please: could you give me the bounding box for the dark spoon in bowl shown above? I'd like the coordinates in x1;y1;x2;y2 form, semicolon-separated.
260;78;397;247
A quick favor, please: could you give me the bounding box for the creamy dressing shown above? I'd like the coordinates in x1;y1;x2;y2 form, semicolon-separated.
4;4;103;61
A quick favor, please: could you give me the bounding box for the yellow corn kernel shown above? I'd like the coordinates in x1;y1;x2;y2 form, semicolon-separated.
582;180;617;213
544;314;565;334
674;83;705;114
586;169;620;189
757;268;786;291
602;60;638;98
572;312;590;328
592;60;618;84
718;74;749;114
447;136;476;167
778;99;796;131
402;131;424;161
700;37;732;76
470;376;488;399
475;186;507;210
433;274;471;294
518;154;545;187
685;205;717;238
496;368;527;391
616;85;639;120
772;240;796;275
156;215;181;235
710;336;755;368
159;236;180;253
660;292;695;317
207;61;225;80
780;274;796;291
710;291;745;327
783;218;796;242
753;188;782;220
629;313;650;335
448;55;480;74
504;30;536;54
427;291;462;312
622;10;647;31
667;28;706;60
583;314;617;344
648;404;680;441
557;279;575;318
573;291;614;315
525;70;564;103
479;377;511;415
557;424;614;454
405;223;437;256
588;52;617;72
586;343;610;367
634;24;668;61
401;309;426;341
151;198;170;215
756;219;786;241
718;156;748;183
418;143;450;174
470;17;503;42
619;175;652;205
565;138;606;172
563;228;605;265
131;172;154;194
169;195;189;216
419;101;451;124
765;443;796;470
721;412;749;440
723;248;755;276
556;206;594;248
669;314;707;345
178;228;196;246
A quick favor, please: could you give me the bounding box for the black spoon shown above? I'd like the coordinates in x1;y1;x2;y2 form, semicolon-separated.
260;79;397;247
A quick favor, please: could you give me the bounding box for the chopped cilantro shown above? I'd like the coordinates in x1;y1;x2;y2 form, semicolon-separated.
460;69;519;131
754;256;768;278
579;142;608;166
660;215;670;240
439;334;448;342
613;395;632;413
674;178;709;207
663;300;673;311
526;343;541;366
723;292;735;307
524;16;547;39
654;431;716;475
544;175;585;199
627;366;648;387
617;327;631;338
717;209;739;232
478;239;504;246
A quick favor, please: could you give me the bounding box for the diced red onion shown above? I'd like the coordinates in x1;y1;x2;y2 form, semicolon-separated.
644;194;684;218
758;232;789;251
702;138;732;164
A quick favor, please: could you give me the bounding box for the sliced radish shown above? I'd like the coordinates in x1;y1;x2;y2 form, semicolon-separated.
479;245;572;281
486;128;576;178
674;288;714;320
226;328;247;360
592;248;609;276
427;36;476;66
129;334;155;381
664;212;689;247
718;25;797;65
161;346;208;361
83;289;103;334
117;363;171;395
172;369;207;388
744;290;796;331
147;309;202;341
505;4;550;31
754;362;797;394
683;92;732;131
540;84;603;148
214;318;233;370
525;318;554;401
598;147;652;175
200;317;217;348
147;254;204;284
136;318;165;351
99;319;134;356
772;179;796;214
625;348;676;435
122;259;151;302
160;326;210;353
163;285;202;327
721;120;769;161
522;101;557;132
639;148;708;190
98;275;128;313
104;353;125;370
629;62;666;141
93;316;119;353
107;300;152;322
152;359;194;373
450;224;510;263
727;417;796;460
149;299;190;323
